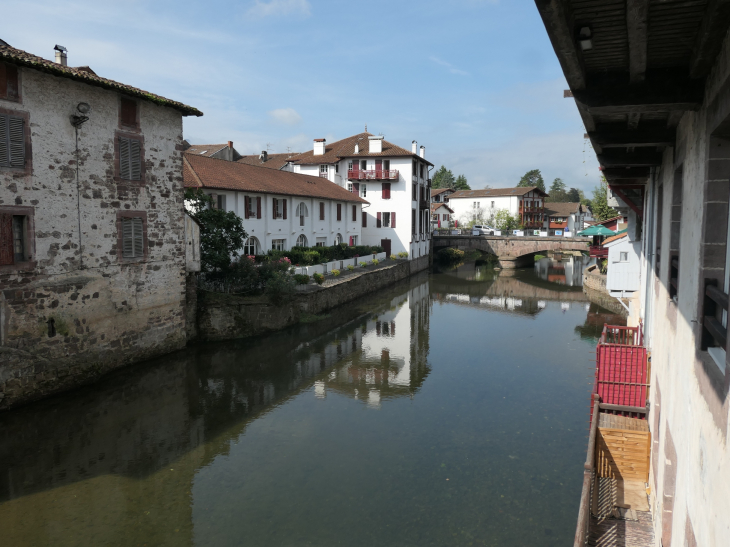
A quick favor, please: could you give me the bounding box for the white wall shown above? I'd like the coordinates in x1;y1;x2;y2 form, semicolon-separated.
449;195;517;227
606;237;641;294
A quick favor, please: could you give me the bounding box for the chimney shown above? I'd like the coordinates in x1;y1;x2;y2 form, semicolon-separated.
228;141;233;149
54;44;67;66
411;140;417;154
260;150;268;162
313;138;326;156
420;145;425;159
368;135;384;154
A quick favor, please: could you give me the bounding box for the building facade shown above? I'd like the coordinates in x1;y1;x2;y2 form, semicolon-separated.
286;133;432;258
0;41;201;409
183;153;367;253
430;203;454;229
543;202;584;236
430;188;455;203
447;187;547;230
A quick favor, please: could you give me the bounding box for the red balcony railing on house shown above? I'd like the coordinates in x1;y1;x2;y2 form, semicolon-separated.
347;170;399;181
589;245;608;258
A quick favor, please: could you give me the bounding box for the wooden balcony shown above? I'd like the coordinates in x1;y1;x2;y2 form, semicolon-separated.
590;245;609;258
347;169;399;181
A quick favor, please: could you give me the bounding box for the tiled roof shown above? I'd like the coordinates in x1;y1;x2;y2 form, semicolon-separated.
431;203;454;214
602;231;628;246
449;187;549;199
185;144;229;157
430;188;453;197
0;43;202;116
183;153;368;204
288;132;434;166
597;215;623;226
237;152;300;170
544;202;582;217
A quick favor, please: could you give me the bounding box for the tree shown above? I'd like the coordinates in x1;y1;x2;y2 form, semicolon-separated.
567;187;581;202
518;169;545;191
432;166;455;189
454;174;471;190
590;179;619;221
494;209;520;232
546;177;567;202
185;188;248;272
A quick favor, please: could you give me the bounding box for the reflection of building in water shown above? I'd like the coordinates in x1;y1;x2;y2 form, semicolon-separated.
318;281;431;407
534;255;593;287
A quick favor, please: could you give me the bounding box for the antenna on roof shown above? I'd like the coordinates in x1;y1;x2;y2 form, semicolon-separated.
286;146;291;153
266;142;273;152
365;124;367;132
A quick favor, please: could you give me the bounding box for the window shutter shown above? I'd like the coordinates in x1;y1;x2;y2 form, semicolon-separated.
0;115;7;167
0;115;25;168
121;98;137;127
133;218;144;257
129;139;141;180
257;197;261;219
0;213;14;265
244;196;250;219
273;199;277;219
337;204;341;221
352;183;359;195
362;212;367;228
320;201;325;220
283;199;287;219
352;205;356;222
391;212;396;228
119;137;131;179
383;183;391;199
122;218;134;258
377;212;382;228
0;64;6;98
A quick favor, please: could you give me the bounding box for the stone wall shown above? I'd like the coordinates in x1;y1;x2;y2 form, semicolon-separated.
583;264;608;293
197;256;429;341
0;66;188;409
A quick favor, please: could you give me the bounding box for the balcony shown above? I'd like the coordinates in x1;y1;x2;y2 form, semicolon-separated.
589;245;608;258
347;170;399;181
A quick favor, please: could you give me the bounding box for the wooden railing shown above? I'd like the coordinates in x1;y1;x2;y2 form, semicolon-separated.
575;394;600;547
595;324;648;416
347;169;399;181
589;245;608;258
702;278;729;351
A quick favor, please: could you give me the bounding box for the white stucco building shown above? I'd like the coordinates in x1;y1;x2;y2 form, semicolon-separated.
447;187;548;230
285;133;433;258
543;202;585;236
183;153;367;254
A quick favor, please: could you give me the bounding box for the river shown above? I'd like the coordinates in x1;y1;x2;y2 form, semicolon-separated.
0;254;624;547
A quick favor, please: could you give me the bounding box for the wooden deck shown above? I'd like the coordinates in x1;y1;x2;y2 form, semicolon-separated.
588;509;654;547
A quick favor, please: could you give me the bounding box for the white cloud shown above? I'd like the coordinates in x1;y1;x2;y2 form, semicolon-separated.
246;0;311;18
429;56;469;76
268;107;303;125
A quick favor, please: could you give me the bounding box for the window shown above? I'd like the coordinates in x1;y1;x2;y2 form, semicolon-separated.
347;182;353;192
620;252;628;262
0;63;20;101
320;164;328;176
382;182;391;200
0;208;33;267
383;160;390;171
243;237;260;255
419;163;424;178
443;214;450;221
669;168;683;301
335;233;343;245
352;205;357;222
244;196;260;219
0;113;25;168
319;201;325;220
316;237;327;247
432;214;438;221
348;161;354;172
362;211;367;228
296;202;308;226
473;202;480;209
120;98;138;130
273;198;287;219
491;201;495;208
296;234;308;247
412;159;417;173
119;215;146;260
360;160;367;171
382;212;391;227
336;203;342;221
335;164;339;173
350;235;358;246
412;184;417;201
216;194;226;211
360;184;367;198
412;209;416;235
272;239;286;251
117;135;143;181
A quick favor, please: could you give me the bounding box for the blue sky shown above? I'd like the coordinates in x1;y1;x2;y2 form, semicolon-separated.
3;0;601;193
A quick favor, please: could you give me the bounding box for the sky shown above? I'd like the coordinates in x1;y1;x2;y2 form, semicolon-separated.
2;0;602;193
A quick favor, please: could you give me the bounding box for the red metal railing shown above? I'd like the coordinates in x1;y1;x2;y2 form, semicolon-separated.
347;169;399;181
594;324;648;416
589;245;608;258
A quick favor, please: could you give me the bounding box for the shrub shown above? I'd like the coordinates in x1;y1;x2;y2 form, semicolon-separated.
437;248;465;263
347;264;355;271
293;274;310;285
372;259;379;266
359;261;367;268
224;255;260;292
265;271;296;305
313;272;324;285
390;254;398;260
397;251;408;258
331;269;341;276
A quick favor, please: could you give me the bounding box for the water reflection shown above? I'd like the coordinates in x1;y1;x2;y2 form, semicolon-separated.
534;254;595;286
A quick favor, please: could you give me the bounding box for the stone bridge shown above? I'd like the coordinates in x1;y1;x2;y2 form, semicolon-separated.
433;235;590;268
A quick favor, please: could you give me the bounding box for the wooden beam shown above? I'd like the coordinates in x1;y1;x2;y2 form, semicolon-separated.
690;0;730;78
602;167;651;182
627;0;649;83
610;185;644;219
534;0;586;90
667;110;684;128
598;150;663;167
590;128;675;148
627;112;641;131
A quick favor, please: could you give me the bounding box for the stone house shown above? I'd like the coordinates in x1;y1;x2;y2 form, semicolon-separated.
0;41;202;409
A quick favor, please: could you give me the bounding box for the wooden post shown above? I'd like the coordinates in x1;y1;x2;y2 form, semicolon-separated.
574;394;600;546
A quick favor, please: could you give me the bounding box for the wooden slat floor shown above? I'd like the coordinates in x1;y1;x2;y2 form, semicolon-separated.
588;510;654;547
598;414;649;431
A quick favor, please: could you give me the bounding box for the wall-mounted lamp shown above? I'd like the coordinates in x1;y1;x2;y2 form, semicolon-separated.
71;102;91;127
578;27;593;51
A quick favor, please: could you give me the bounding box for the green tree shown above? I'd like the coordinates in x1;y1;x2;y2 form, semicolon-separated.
454;174;471;190
590;179;619;221
185;188;248;272
546;177;566;202
518;169;545;191
567;187;581;203
494;209;519;232
432;165;455;189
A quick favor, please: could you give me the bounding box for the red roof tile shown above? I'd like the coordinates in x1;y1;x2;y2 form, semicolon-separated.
185;144;229;157
544;202;582;216
449;187;549;199
183;153;368;204
237;152;300;170
431;203;455;214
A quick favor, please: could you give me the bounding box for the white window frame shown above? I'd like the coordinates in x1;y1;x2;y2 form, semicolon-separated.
272;239;286;251
320;164;328;175
296;234;308;247
360;184;367;198
243;237;260;256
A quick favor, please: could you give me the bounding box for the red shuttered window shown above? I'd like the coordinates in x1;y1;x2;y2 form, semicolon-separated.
391;212;396;228
244;196;250;219
283;199;287;220
362;212;367;228
352;205;356;222
382;183;391;200
0;213;14;265
256;197;261;219
320;201;325;220
376;212;382;228
337;203;342;221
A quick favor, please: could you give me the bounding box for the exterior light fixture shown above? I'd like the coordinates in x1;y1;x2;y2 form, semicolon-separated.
71;102;91;127
578;27;593;51
77;102;91;114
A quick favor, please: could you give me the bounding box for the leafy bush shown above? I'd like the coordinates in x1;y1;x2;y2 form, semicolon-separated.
359;261;367;268
265;271;296;305
331;269;341;276
265;244;384;265
397;251;408;258
438;248;465;263
372;259;379;266
347;264;355;271
293;274;310;285
390;254;398;260
313;272;324;285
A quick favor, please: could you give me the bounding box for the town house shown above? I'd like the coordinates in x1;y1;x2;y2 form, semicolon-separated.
447;187;547;230
285;133;433;258
430;188;455;204
183;153;367;253
0;41;201;409
542;202;584;236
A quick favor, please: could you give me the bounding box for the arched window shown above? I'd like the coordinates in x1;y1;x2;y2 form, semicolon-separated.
296;234;308;248
243;236;260;256
335;233;343;245
295;202;309;226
